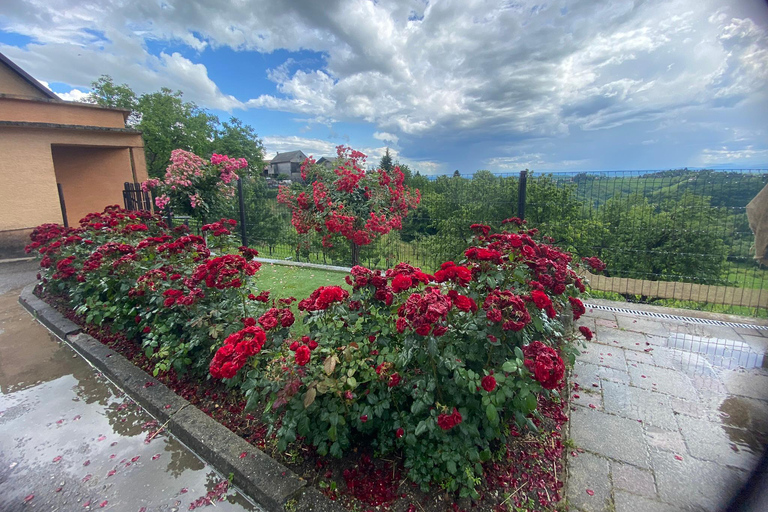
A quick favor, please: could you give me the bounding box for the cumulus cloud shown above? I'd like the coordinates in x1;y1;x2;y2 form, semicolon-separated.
57;88;89;102
1;0;766;170
373;131;399;145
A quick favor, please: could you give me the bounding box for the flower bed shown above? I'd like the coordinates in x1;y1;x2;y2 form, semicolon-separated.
27;206;601;510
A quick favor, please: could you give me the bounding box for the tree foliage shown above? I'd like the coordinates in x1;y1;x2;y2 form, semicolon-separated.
83;75;264;179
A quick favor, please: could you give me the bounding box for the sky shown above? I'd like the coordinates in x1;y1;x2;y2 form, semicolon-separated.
1;0;767;175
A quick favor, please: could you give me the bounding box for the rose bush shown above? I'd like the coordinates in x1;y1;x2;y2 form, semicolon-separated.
28;206;600;499
142;149;247;224
209;219;598;496
26;205;290;377
277;146;421;265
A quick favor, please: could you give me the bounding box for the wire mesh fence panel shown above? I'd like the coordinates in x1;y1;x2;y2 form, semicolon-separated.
235;170;768;316
524;170;768;315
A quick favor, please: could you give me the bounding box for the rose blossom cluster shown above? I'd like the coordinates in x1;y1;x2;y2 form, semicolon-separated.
522;341;565;390
298;285;349;311
277;146;420;251
142;150;247;213
209;319;267;379
191;254;260;290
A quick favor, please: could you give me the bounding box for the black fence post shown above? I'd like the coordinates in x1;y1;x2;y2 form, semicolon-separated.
57;183;68;228
517;170;528;220
237;177;248;247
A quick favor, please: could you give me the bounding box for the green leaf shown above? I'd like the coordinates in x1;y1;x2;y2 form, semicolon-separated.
486;403;499;426
244;392;260;412
446;460;457;475
415;420;428;436
502;360;518;372
514;346;524;360
479;449;492;462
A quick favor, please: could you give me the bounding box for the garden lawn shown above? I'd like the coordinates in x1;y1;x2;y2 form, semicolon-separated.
253;263;350;301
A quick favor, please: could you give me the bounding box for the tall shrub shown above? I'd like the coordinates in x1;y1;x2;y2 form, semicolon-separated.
277;146;421;265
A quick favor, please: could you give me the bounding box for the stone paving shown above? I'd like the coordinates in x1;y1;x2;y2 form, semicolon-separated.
566;303;768;512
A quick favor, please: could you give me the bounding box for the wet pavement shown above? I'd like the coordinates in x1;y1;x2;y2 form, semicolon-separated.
0;261;260;512
567;301;768;512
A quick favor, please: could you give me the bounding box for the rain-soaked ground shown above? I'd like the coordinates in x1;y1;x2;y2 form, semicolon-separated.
568;302;768;512
0;260;260;512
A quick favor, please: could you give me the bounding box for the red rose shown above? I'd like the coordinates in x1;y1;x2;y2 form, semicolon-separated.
294;345;311;366
415;325;431;336
522;341;565;390
437;408;463;431
579;326;593;341
142;326;151;334
530;290;551;310
388;373;401;388
360;415;368;423
395;428;404;439
391;274;413;293
481;375;496;392
569;297;586;321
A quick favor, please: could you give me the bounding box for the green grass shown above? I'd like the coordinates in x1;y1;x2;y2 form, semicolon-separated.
253;263;350;301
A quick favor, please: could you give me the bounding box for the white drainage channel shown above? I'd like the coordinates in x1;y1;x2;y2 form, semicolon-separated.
584;303;764;330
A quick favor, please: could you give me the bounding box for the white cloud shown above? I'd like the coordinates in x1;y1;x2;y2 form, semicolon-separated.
699;146;768;165
56;88;89;102
1;0;766;169
373;131;399;145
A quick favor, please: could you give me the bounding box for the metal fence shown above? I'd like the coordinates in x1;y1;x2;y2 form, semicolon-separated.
147;169;768;316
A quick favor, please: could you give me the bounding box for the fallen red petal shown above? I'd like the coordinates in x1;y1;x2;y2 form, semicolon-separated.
239;452;247;459
674;455;683;461
586;489;594;496
52;455;62;463
24;494;34;503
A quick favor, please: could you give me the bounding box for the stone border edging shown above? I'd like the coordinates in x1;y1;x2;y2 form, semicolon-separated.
254;257;351;274
18;284;345;512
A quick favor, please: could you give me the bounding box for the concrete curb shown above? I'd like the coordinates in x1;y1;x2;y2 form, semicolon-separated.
19;285;345;512
254;257;352;274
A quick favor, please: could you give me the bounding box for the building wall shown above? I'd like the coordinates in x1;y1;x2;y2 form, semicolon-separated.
0;129;62;232
0;60;50;99
0;125;147;233
52;146;135;226
0;97;127;128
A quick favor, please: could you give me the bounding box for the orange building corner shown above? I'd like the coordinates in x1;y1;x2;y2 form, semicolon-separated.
0;52;148;258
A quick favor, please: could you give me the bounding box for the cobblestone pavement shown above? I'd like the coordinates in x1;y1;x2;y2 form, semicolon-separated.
566;302;768;512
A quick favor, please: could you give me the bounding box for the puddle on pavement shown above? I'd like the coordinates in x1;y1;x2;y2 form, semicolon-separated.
666;333;765;371
0;289;261;511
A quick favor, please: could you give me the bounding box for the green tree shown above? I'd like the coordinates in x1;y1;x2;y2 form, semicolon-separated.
379;147;394;172
596;192;727;285
213;117;266;178
136;89;219;178
82;76;265;180
84;75;139;124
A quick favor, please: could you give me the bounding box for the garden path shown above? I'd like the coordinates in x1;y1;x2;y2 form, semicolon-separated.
0;260;260;512
568;300;768;512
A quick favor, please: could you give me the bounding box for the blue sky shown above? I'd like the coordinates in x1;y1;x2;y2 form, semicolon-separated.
1;0;767;174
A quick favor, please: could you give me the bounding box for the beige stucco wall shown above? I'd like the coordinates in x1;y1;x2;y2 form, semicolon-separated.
0;60;50;99
0;96;127;128
0;125;147;232
0;129;62;231
52;146;135;226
